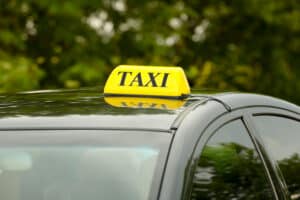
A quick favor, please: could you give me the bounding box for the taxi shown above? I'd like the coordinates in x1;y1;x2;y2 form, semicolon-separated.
0;65;299;200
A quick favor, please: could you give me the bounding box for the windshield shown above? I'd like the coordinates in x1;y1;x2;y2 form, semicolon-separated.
0;130;170;200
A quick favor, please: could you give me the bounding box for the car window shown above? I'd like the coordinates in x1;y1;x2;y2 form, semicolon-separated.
190;119;274;200
0;130;170;200
253;115;300;199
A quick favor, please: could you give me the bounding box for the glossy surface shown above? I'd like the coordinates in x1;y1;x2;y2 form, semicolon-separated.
254;116;300;199
217;93;300;113
190;119;273;199
160;106;300;200
104;65;190;98
1;88;298;131
0;88;194;130
0;130;171;200
1;87;300;200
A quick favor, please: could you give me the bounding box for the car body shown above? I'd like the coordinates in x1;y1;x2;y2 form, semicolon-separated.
0;87;299;200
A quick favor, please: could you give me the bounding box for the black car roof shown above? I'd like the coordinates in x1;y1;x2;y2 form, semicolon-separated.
0;88;298;131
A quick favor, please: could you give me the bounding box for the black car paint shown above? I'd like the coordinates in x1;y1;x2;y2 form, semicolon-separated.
160;97;299;200
0;88;299;200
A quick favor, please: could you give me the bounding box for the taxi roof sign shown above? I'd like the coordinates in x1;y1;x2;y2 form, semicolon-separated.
104;65;190;99
104;97;186;110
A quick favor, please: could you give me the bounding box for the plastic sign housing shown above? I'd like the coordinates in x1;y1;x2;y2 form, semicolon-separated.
104;65;190;99
104;97;186;110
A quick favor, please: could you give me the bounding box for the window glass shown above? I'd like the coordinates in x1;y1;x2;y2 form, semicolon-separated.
254;116;300;198
190;119;273;200
0;131;170;200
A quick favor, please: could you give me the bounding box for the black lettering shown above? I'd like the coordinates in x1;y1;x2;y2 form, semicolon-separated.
149;103;157;108
129;102;144;108
137;102;144;108
161;104;167;109
144;73;160;87
121;102;128;107
129;73;143;86
160;73;169;87
118;71;132;86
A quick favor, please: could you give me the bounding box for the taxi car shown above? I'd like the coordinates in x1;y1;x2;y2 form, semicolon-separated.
0;65;299;200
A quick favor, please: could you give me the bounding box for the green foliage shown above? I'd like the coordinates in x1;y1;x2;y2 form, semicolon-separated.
59;60;109;89
0;52;44;92
0;0;299;103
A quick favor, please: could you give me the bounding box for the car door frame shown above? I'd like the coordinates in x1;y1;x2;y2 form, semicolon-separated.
182;106;299;200
245;106;300;200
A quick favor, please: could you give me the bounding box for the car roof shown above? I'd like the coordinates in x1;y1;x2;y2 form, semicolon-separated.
0;88;298;131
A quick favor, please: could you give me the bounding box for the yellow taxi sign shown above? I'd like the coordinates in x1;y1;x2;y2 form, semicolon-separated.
104;97;186;110
104;65;190;99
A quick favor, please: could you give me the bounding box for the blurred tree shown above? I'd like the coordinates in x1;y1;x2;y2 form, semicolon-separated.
0;0;299;103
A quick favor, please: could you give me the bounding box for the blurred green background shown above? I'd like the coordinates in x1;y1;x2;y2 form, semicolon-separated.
0;0;299;104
